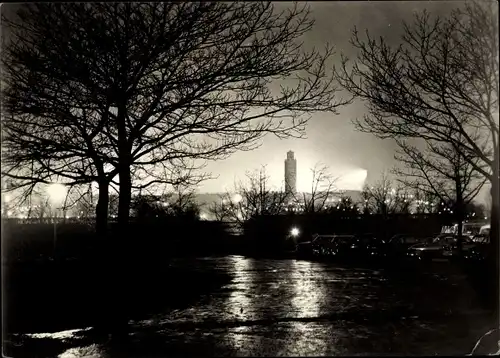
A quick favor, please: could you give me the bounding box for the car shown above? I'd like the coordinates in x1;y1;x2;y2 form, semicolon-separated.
386;235;425;259
461;234;490;262
296;234;336;259
311;235;339;257
479;225;490;236
322;235;357;259
441;235;480;260
472;234;490;244
297;234;358;260
322;234;387;263
406;234;457;261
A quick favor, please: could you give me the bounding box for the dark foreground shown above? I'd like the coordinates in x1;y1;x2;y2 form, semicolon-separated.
4;256;499;357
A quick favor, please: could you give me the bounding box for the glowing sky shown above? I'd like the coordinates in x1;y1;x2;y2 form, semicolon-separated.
3;2;491;203
200;1;466;193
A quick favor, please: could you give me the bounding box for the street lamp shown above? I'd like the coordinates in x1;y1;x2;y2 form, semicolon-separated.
47;183;67;260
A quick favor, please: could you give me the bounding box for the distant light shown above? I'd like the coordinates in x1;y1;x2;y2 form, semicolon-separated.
290;227;300;237
472;213;476;216
47;183;67;205
485;216;488;220
232;194;242;203
199;213;207;220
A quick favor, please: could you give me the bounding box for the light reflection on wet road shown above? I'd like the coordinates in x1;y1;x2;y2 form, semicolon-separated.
20;256;494;357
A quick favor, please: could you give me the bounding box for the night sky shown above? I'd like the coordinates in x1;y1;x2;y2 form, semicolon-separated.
3;1;490;202
201;1;467;193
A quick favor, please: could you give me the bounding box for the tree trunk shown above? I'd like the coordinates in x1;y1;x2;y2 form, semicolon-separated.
95;180;109;239
118;166;132;230
488;146;499;327
106;102;133;340
455;182;464;256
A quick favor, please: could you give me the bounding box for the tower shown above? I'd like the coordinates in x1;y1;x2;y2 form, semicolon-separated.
284;150;297;197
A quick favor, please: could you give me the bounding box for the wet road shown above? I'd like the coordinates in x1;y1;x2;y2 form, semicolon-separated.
13;256;496;356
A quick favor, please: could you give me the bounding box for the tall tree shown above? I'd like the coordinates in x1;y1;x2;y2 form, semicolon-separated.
334;195;358;215
295;163;337;213
411;184;441;214
335;1;499;308
394;139;486;248
2;3;345;241
210;166;288;227
360;173;412;215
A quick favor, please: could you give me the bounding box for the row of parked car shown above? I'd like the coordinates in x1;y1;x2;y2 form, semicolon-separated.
295;232;490;264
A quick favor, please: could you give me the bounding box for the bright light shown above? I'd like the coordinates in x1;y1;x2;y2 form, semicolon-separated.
232;194;242;203
47;183;67;206
290;227;300;237
199;213;207;220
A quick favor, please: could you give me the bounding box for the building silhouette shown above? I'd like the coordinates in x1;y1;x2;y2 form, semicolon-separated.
284;150;297;197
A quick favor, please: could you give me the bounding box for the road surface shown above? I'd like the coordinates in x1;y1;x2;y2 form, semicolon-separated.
8;256;496;357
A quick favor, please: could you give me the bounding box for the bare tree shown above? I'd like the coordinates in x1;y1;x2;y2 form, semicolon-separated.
393;139;486;247
334;195;358;215
335;1;499;278
295;163;337;213
409;183;441;214
210;166;288;227
360;173;412;215
465;201;487;220
2;3;346;241
165;184;200;218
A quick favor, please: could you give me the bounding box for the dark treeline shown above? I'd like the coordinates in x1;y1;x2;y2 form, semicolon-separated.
4;211;455;263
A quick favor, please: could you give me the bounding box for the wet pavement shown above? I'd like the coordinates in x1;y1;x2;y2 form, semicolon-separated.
7;256;498;357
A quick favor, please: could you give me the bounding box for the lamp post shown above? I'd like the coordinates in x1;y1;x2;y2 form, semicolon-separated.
47;183;67;260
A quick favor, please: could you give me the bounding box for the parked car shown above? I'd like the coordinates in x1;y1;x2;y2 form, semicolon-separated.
407;234;457;261
297;234;358;260
322;235;357;259
462;234;490;262
311;235;339;257
441;235;480;259
472;234;490;243
386;235;424;259
296;234;335;259
321;234;387;263
479;224;490;236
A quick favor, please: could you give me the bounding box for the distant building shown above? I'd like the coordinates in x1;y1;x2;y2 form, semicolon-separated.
284;150;297;197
